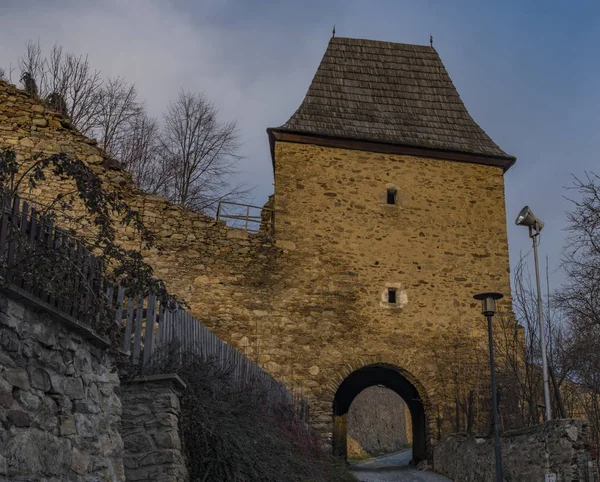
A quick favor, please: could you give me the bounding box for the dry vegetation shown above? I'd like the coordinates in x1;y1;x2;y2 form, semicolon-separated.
127;345;357;482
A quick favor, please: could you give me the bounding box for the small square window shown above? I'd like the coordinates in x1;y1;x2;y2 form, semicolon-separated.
387;188;397;205
388;288;397;304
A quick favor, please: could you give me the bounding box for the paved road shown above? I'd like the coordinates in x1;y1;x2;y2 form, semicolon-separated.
350;450;451;482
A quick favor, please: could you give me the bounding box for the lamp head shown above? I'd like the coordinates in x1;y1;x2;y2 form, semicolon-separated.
516;206;544;233
473;292;503;317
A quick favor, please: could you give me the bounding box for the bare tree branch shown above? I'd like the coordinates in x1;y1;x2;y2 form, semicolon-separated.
92;77;142;155
160;90;249;212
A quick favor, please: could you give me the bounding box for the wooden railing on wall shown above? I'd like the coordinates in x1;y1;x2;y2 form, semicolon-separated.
0;190;307;420
216;201;274;234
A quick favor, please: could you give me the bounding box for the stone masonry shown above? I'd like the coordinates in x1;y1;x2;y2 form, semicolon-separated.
0;289;124;481
121;375;188;482
348;386;411;457
0;70;514;460
433;419;598;481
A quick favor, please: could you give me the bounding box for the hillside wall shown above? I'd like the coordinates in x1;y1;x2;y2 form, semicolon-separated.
0;289;124;481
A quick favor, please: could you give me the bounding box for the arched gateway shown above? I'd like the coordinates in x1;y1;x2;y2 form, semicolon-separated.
333;364;428;462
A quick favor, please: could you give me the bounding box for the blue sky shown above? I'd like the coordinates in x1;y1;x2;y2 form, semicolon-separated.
1;0;599;297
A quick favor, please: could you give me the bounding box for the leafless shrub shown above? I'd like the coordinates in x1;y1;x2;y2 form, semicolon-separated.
128;343;356;482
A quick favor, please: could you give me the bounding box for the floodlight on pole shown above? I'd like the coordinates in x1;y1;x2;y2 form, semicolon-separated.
516;206;552;422
474;292;504;482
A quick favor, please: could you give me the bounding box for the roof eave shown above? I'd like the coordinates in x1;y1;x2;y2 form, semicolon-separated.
267;128;516;173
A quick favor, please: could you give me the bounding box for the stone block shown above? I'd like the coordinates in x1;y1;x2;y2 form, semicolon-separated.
123;431;153;453
59;415;76;436
0;328;20;352
29;367;52;391
0;389;13;408
4;368;29;390
15;390;41;411
7;409;31;427
32;118;48;127
75;412;96;438
5;428;71;476
70;448;91;474
63;377;84;400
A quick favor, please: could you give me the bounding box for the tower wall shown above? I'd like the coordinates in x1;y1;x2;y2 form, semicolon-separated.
270;140;513;444
0;79;515;453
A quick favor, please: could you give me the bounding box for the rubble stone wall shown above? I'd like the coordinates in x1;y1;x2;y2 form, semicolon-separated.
433;419;597;481
121;375;188;482
0;80;515;454
0;289;124;481
347;386;411;457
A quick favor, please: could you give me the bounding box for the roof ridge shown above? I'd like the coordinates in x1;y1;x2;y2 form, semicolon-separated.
331;36;434;50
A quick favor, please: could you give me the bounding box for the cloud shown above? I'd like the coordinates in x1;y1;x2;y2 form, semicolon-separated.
1;0;599;291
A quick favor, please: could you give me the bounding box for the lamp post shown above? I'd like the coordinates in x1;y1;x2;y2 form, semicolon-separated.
516;206;552;422
474;292;504;482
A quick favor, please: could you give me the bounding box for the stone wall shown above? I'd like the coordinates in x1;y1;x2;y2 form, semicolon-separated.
121;375;188;482
433;419;598;481
0;288;124;481
0;79;516;457
347;386;411;457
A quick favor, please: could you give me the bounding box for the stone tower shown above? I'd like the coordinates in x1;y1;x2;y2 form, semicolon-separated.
267;37;515;461
0;36;516;464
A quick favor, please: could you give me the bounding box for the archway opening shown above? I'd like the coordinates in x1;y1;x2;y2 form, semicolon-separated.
347;386;412;460
332;364;427;463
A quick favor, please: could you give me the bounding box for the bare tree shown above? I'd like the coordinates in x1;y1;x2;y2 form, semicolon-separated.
555;172;600;460
9;42;250;212
15;41;102;133
18;40;44;90
161;91;246;212
113;112;169;195
556;173;600;330
92;77;142;155
60;53;102;133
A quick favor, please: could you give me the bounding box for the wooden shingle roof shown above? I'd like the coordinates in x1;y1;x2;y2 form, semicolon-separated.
270;37;515;169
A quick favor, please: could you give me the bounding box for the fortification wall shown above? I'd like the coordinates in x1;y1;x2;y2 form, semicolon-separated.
0;80;516;454
0;289;124;481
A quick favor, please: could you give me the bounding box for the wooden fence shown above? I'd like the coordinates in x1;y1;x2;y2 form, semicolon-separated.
0;190;103;326
0;190;308;419
113;289;299;407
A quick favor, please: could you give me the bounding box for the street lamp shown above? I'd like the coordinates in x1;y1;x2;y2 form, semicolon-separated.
474;292;504;482
516;206;552;422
